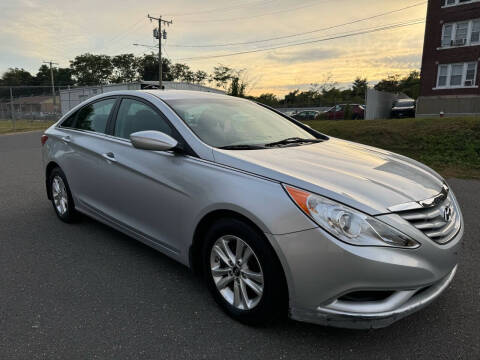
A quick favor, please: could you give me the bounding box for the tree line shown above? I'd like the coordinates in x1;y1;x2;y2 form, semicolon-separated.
247;71;420;108
0;51;420;107
0;53;247;99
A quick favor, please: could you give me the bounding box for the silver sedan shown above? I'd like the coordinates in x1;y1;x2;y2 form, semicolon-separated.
41;90;463;329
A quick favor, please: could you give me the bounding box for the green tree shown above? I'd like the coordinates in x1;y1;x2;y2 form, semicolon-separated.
352;77;368;99
210;65;233;90
228;76;246;97
254;93;279;106
70;53;113;85
170;63;194;82
111;54;138;83
399;71;421;99
35;65;74;86
193;70;208;84
374;74;401;93
0;68;35;86
137;54;172;82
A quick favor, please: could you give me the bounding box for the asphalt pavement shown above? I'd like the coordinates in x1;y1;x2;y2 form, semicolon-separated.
0;131;479;359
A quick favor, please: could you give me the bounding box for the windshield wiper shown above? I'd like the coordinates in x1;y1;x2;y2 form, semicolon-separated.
218;144;267;150
265;137;323;148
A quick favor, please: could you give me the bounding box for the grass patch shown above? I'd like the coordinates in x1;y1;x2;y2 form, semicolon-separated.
306;117;480;179
0;120;55;135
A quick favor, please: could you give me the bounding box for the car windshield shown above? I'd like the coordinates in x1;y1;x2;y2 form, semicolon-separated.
395;100;415;107
165;98;317;148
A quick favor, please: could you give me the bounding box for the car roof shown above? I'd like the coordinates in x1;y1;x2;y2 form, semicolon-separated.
96;89;235;101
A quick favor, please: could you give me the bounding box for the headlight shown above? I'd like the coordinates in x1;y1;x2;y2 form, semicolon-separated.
284;185;419;248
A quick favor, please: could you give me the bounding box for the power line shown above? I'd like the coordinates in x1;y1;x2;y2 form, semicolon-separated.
180;0;335;23
173;19;425;62
134;18;425;52
165;0;278;17
167;1;427;48
93;18;146;53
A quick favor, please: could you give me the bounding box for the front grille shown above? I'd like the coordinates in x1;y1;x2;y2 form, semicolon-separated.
396;194;461;245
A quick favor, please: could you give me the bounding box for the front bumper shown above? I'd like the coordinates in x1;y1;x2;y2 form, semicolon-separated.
291;265;456;329
267;222;462;329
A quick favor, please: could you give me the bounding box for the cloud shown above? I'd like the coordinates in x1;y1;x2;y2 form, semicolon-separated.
266;48;344;64
366;53;422;70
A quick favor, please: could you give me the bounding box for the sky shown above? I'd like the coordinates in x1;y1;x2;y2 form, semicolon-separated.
0;0;427;96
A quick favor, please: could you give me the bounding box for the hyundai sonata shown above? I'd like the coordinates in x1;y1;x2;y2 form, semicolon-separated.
41;90;463;329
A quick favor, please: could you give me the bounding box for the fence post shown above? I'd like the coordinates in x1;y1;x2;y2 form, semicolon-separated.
9;87;15;131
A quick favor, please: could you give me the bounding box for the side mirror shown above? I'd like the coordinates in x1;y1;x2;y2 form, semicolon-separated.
130;130;178;151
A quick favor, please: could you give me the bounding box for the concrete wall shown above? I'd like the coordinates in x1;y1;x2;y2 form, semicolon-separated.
365;88;394;120
416;95;480;117
365;88;412;120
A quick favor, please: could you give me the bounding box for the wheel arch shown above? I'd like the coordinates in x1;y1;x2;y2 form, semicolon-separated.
189;210;288;294
45;161;61;200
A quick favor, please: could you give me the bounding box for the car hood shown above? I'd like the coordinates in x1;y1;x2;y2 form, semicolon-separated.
212;138;444;215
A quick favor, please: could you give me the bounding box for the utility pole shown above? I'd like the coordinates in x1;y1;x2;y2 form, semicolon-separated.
147;14;172;89
43;60;59;112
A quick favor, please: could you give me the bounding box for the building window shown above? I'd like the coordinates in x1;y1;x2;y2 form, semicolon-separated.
441;19;480;47
471;20;480;43
442;0;480;7
442;24;453;47
436;62;478;88
438;65;448;87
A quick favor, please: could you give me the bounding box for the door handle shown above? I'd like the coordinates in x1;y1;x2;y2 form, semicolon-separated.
61;136;71;143
102;152;117;163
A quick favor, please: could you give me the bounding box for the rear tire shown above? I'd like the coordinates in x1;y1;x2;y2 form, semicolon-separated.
48;167;77;223
202;218;288;325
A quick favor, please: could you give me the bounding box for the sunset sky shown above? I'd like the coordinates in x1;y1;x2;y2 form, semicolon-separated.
0;0;428;96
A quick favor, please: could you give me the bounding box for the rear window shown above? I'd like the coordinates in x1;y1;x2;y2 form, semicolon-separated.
60;111;77;128
395;100;415;107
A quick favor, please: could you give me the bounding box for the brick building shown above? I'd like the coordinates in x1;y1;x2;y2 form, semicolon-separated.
417;0;480;117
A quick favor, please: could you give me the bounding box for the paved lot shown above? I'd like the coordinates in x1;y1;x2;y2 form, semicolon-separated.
1;131;479;359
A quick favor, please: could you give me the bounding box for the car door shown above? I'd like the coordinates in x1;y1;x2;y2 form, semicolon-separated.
335;105;345;120
62;97;119;213
92;96;193;253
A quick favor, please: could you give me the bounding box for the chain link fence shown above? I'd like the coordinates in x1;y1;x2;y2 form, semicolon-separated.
0;86;68;131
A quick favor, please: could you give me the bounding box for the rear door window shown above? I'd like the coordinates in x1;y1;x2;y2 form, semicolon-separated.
75;98;116;133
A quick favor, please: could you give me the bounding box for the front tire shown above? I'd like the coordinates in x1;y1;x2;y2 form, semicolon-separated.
202;218;288;325
48;167;77;223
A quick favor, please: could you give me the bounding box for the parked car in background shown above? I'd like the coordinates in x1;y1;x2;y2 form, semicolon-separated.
42;90;462;329
292;110;320;121
321;104;365;120
391;99;416;118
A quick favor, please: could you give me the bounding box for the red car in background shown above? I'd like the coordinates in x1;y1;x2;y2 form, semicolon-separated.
322;104;365;120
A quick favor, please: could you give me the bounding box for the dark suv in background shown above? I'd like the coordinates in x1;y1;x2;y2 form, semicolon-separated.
391;99;416;118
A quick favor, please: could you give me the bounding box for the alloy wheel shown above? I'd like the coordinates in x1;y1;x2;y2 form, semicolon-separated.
210;235;264;311
52;175;68;216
